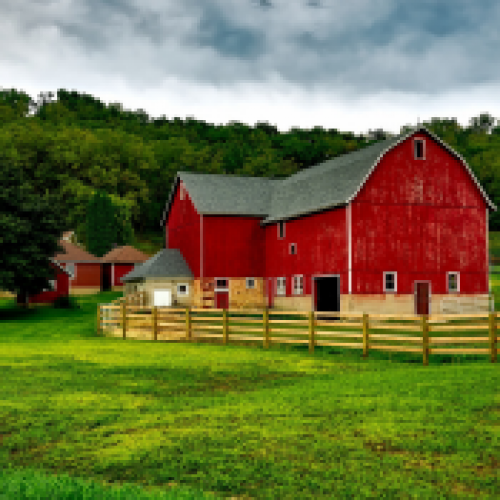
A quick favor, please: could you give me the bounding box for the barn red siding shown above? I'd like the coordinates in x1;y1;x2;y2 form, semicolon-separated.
352;132;489;294
167;180;201;276
114;264;135;286
70;263;102;288
202;216;265;278
264;206;348;296
23;262;70;304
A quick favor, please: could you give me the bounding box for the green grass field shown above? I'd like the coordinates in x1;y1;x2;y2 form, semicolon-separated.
0;291;499;499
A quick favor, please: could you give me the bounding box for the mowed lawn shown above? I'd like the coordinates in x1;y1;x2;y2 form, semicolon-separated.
0;291;498;499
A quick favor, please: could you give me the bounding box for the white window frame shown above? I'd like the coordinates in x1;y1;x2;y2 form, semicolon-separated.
289;243;297;255
65;263;76;280
214;278;229;291
414;138;425;160
383;271;397;293
246;278;255;289
447;272;460;293
276;277;286;296
177;283;189;296
278;221;285;239
293;275;303;295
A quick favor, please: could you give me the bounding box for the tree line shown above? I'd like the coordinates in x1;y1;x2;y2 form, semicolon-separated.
1;87;500;301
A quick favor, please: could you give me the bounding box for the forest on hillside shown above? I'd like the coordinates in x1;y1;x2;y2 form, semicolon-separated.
2;87;500;246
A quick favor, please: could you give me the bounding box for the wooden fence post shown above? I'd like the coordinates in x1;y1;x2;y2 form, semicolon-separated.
421;315;429;365
362;313;369;358
153;306;158;342
97;305;101;336
308;311;315;354
186;306;191;341
489;312;497;363
223;308;228;345
122;302;127;340
263;307;269;349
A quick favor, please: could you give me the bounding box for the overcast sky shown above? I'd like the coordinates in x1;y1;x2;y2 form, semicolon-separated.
2;0;499;135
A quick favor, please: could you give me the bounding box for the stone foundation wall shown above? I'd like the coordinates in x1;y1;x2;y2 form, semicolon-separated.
69;287;101;296
229;278;266;309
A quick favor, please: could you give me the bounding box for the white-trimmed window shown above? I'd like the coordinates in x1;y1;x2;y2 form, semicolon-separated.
177;283;189;296
65;263;75;279
414;139;425;159
215;278;228;289
289;243;297;255
276;277;286;295
293;275;303;295
43;279;56;292
447;272;459;293
246;278;255;289
383;272;397;292
278;221;285;239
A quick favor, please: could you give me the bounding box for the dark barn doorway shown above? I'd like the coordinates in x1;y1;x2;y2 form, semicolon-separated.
102;263;112;292
314;276;340;321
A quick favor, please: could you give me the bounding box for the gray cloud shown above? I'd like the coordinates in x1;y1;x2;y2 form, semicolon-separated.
1;0;500;133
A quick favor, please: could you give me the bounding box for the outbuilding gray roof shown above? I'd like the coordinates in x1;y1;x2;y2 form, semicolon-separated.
120;249;194;282
160;126;496;228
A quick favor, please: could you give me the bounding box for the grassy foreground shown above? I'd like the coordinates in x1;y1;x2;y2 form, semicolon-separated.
0;291;499;499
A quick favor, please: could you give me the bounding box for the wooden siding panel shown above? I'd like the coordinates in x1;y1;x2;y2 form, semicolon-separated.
114;264;135;286
202;216;265;278
71;263;102;288
167;180;201;276
352;131;489;295
265;206;348;296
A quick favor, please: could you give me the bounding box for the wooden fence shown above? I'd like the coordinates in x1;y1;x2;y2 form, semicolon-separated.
97;304;498;365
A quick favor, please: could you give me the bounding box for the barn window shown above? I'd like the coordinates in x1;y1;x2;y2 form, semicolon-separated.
216;279;228;289
293;275;303;295
277;277;286;295
383;272;397;292
177;283;189;296
289;243;297;255
414;139;425;159
246;278;255;289
447;272;459;293
278;221;285;239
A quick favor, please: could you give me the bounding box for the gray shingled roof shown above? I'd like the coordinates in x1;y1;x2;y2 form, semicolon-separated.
160;127;496;228
120;249;194;282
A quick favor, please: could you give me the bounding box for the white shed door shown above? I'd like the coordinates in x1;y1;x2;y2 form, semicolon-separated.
154;290;172;307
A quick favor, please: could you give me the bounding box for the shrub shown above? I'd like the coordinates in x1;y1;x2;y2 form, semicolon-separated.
53;295;80;309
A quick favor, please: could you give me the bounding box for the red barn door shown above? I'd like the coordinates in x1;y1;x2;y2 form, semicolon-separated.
414;282;430;315
215;291;229;309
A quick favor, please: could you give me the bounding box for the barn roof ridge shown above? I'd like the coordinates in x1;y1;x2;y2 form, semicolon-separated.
160;126;496;227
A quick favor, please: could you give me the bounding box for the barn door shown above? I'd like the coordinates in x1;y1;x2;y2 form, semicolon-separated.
102;264;112;292
215;291;229;309
314;276;340;321
414;282;430;315
267;278;274;308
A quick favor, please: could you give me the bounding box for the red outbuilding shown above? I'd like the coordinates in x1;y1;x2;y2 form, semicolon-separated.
53;240;103;295
100;245;151;291
152;126;496;315
17;260;71;305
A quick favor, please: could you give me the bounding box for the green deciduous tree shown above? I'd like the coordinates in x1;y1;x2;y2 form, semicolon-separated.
0;142;67;307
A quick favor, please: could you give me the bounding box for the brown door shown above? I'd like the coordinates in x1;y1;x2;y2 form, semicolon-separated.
267;278;274;308
415;282;430;315
215;291;229;309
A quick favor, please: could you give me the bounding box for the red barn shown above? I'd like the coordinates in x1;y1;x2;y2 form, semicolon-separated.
17;260;70;305
156;126;495;315
100;245;151;291
53;240;102;295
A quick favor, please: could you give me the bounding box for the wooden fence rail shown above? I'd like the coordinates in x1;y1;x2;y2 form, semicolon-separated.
97;304;498;365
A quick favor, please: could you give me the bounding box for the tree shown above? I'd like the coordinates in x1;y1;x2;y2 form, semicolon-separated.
0;143;67;307
85;190;118;257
